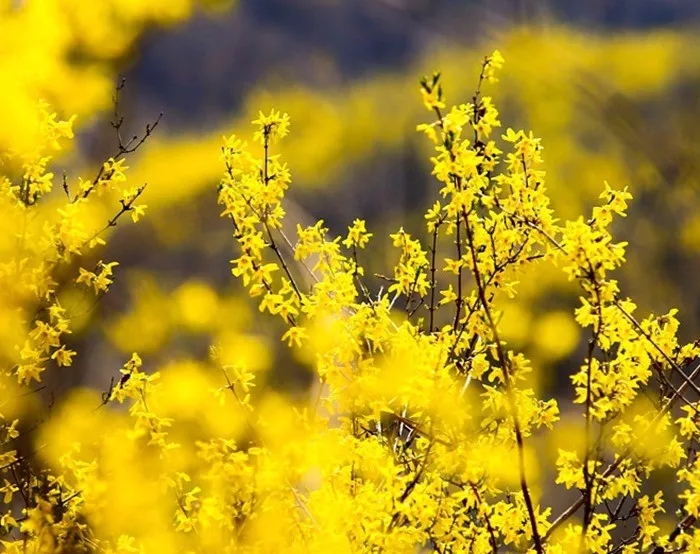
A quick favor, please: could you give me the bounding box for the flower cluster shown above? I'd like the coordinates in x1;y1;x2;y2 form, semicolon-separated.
0;100;149;549
211;51;700;553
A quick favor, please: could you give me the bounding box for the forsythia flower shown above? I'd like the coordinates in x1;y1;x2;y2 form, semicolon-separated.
252;109;291;144
483;49;505;83
342;219;373;249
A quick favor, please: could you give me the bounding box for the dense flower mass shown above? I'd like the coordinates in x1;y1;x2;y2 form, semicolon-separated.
2;47;700;554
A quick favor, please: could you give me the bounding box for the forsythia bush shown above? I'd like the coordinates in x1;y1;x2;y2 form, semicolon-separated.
126;26;700;370
2;52;700;553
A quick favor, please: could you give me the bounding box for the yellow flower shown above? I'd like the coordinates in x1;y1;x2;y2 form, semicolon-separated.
51;345;76;367
252;109;291;145
281;326;308;348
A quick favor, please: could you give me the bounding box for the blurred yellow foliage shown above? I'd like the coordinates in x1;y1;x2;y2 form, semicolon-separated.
173;280;219;332
106;273;172;354
0;0;234;155
129;26;700;215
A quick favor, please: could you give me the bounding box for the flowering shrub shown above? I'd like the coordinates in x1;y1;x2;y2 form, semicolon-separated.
2;51;700;553
127;26;700;369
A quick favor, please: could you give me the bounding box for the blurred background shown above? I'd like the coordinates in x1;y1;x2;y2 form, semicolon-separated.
7;0;700;403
